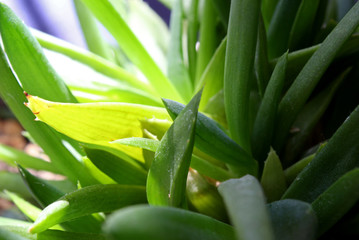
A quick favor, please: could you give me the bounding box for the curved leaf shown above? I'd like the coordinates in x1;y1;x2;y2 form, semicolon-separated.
147;91;201;207
218;176;275;240
103;205;235;240
25;94;171;161
29;184;147;233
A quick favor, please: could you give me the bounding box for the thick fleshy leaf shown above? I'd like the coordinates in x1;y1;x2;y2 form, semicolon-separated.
5;190;42;222
0;144;59;173
83;146;147;185
186;0;199;82
187;169;228;222
267;0;302;58
260;149;287;203
0;3;75;103
197;38;226;111
113;137;233;181
80;0;183;102
273;2;359;151
103;205;235;240
146;91;201;207
312;168;359;236
0;227;29;240
283;105;359;202
25;94;171;161
37;230;106;240
74;0;113;61
0;172;32;199
251;51;287;163
288;0;321;50
218;176;275;240
268;199;317;240
18;166;102;233
33;29;156;96
167;0;193;101
163;99;257;176
282;69;349;165
224;0;261;152
29;184;147;233
0;38;96;186
210;0;230;28
195;0;217;86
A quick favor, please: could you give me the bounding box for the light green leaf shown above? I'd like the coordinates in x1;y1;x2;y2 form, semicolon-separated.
167;0;193;101
80;0;183;102
218;176;275;240
103;205;235;240
260;149;287;203
0;144;59;174
29;184;147;233
147;91;201;207
25;94;171;162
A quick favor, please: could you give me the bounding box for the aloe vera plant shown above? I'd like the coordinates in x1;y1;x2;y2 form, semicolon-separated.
0;0;359;239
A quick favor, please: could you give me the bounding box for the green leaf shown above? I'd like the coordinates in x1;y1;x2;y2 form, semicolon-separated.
268;199;317;240
25;94;171;162
103;205;235;240
167;0;193;101
0;172;32;199
18;166;102;233
255;15;271;98
273;2;359;151
187;169;228;222
37;230;106;240
80;0;183;102
0;38;96;186
210;0;230;29
224;0;261;152
4;190;42;222
83;146;147;185
195;0;217;86
74;0;114;61
282;105;359;202
197;38;226;111
261;0;280;29
267;0;302;58
288;0;321;50
284;153;315;185
218;176;275;240
0;3;75;103
0;144;59;173
251;51;287;162
112;138;234;181
147;91;201;207
186;0;199;82
163;98;257;176
312;168;359;236
29;184;147;233
33;29;156;97
282;68;349;165
0;227;29;240
260;149;287;203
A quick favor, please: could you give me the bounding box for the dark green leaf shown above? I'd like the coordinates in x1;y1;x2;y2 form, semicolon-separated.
163;98;257;176
147;91;201;207
312;168;359;236
224;0;261;152
268;199;317;240
251;51;287;162
273;2;359;151
84;146;147;185
103;205;235;240
283;104;359;202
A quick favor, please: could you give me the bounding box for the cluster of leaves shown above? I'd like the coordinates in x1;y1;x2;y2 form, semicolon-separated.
0;0;359;239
